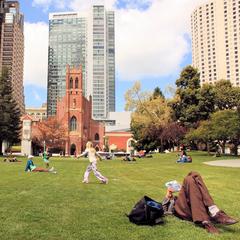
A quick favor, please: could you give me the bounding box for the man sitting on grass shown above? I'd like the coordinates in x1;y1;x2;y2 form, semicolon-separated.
163;172;238;234
25;155;57;174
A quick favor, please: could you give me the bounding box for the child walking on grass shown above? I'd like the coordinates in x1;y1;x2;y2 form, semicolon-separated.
80;141;108;184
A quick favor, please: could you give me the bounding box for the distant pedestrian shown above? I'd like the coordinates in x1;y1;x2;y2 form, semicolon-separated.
79;141;108;184
43;151;50;168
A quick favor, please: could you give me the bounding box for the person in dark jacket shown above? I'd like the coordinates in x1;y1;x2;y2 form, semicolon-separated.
162;172;238;234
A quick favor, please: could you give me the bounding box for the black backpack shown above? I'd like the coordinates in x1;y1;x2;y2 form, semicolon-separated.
127;196;164;226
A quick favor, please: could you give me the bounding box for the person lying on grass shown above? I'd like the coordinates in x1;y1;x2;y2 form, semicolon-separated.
162;171;238;234
25;155;57;173
3;157;22;163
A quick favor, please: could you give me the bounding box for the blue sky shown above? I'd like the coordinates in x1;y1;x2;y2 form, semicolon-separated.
21;0;201;111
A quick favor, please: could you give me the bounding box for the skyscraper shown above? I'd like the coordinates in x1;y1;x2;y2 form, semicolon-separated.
0;0;25;113
47;11;87;117
191;0;240;87
47;5;115;119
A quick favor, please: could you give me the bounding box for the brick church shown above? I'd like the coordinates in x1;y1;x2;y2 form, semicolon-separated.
56;65;105;155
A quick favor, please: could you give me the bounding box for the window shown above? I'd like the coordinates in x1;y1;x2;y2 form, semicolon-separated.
70;77;73;88
70;116;77;131
75;77;79;88
95;133;100;141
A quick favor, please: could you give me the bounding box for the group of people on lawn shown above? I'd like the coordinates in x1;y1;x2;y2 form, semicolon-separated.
23;141;238;234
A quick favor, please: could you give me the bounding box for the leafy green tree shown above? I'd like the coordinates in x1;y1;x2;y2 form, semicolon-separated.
152;87;165;99
0;68;21;153
171;66;215;128
214;80;240;110
198;84;215;119
186;110;240;155
210;110;240;155
186;121;213;154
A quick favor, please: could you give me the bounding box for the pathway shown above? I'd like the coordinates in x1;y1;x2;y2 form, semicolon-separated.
204;159;240;168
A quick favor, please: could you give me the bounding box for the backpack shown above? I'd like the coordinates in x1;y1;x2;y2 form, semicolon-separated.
127;196;164;226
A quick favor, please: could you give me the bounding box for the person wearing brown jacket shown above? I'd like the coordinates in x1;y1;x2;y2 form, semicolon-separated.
162;171;238;234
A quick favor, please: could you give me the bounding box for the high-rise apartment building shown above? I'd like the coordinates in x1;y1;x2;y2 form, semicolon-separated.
47;5;115;119
0;0;25;113
191;0;240;86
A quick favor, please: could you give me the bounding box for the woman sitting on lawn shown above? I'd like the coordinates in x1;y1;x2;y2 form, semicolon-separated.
163;171;238;234
25;155;56;173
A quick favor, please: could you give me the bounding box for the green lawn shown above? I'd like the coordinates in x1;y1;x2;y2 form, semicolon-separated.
0;152;240;240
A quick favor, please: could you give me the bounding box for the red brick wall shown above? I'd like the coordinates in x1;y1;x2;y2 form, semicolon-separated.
106;132;133;151
56;65;105;155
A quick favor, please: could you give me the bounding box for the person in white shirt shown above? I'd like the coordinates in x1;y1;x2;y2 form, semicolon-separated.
79;141;108;184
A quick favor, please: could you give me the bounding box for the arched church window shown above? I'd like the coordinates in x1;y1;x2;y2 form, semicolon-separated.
75;77;79;89
70;77;73;89
95;133;100;141
73;98;76;109
70;116;77;131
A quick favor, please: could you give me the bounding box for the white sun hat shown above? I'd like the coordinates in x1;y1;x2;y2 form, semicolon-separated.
28;155;34;159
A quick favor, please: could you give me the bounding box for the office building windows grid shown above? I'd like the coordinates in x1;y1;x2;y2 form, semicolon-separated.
192;0;240;86
47;16;87;116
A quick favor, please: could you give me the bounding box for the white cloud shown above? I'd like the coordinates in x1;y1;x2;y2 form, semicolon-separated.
24;22;49;87
115;0;208;80
32;0;66;11
69;0;208;80
27;0;209;86
69;0;115;11
116;0;152;9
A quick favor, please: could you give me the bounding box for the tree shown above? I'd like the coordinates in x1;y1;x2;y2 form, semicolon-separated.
186;121;213;154
0;68;21;153
152;87;165;99
32;117;67;151
214;80;240;110
198;84;215;120
160;122;187;151
210;110;240;155
127;82;172;152
124;81;151;112
186;110;240;155
170;66;215;128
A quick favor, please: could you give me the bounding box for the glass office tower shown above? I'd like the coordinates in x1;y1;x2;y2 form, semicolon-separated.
47;12;87;116
47;5;115;119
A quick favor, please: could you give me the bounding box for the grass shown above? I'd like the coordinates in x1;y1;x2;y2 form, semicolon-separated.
0;152;240;240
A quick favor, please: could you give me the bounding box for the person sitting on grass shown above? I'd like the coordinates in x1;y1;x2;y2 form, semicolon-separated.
176;155;192;163
162;171;238;234
3;157;22;163
176;149;192;163
123;154;136;162
25;155;56;173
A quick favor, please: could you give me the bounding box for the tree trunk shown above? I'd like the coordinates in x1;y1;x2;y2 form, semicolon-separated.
160;138;164;153
0;140;2;155
221;141;226;154
207;142;210;155
233;141;239;156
